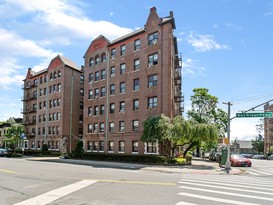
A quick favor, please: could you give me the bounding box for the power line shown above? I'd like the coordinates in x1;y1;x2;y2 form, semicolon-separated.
232;93;273;105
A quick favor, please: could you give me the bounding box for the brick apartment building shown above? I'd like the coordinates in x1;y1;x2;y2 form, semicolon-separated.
83;7;183;155
22;55;83;152
264;103;273;153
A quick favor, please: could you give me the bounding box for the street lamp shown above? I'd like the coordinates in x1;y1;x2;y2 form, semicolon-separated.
223;101;232;174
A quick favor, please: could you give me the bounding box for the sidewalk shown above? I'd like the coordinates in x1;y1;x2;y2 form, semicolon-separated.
24;156;242;175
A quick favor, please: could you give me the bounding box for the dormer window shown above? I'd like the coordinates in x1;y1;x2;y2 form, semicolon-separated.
95;55;100;65
148;32;158;46
89;57;94;66
101;53;106;62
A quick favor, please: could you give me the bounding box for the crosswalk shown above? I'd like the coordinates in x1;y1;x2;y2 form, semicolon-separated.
243;166;273;176
176;174;273;205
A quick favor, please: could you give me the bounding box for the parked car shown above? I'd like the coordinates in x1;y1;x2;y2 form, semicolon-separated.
209;152;221;162
230;154;252;167
268;154;273;160
0;148;11;157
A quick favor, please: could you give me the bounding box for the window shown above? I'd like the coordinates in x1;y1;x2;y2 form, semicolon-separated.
80;75;84;84
134;39;140;50
101;69;106;80
57;112;60;121
111;48;116;59
49;86;52;94
94;123;98;133
89;57;94;66
40;76;43;84
94;88;99;98
109;122;114;132
79;115;83;122
88;123;93;132
120;45;126;56
89;73;94;83
57;83;61;92
95;71;100;81
54;71;57;79
134;59;140;71
148;53;158;66
120;63;126;74
57;127;60;134
148;97;157;108
57;99;61;106
110;103;115;114
148;74;158;87
119;101;125;112
100;105;105;115
80;102;83;109
100;87;106;97
132;141;138;152
95;55;100;65
110;67;115;77
80;89;84;96
43;88;46;96
50;73;53;81
87;141;92;151
147;142;157;153
132;120;139;131
133;78;140;91
88;90;93;100
44;75;47;83
110;84;115;95
93;141;98;151
39;89;42;96
100;123;105;133
101;53;106;62
119;121;125;132
88;107;92;116
94;106;99;116
48;114;52;121
99;141;104;151
109;141;114;151
119;141;125;152
148;32;158;45
58;70;61;78
53;113;56;121
53;84;56;93
120;82;125;93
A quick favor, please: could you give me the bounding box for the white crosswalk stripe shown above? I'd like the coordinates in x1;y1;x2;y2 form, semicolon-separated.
245;168;273;176
176;174;273;205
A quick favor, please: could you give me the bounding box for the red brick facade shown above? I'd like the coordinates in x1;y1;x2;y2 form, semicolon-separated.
83;7;182;155
22;55;83;153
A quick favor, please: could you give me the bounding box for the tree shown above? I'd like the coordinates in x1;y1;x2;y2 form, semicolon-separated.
187;88;227;155
251;135;264;154
270;146;273;154
171;115;219;157
141;114;172;157
3;125;24;151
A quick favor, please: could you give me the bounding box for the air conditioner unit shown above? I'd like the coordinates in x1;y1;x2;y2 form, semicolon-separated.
152;41;157;45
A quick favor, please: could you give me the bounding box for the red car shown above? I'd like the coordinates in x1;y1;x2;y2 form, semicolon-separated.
230;154;252;167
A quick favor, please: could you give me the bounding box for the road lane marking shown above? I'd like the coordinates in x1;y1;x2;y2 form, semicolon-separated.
179;185;273;202
176;202;197;205
13;180;97;205
179;181;273;196
248;169;272;175
87;179;176;186
0;168;18;174
246;170;260;175
178;192;260;205
179;178;273;191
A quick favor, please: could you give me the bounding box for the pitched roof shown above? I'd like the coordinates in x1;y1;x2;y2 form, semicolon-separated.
58;55;81;71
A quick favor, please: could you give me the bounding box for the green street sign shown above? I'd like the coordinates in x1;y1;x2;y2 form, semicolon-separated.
236;112;273;118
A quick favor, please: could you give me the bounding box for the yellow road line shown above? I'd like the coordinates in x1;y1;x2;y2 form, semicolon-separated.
85;179;176;186
0;168;18;174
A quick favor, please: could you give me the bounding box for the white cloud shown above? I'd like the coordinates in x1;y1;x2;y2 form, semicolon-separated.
0;57;25;89
5;0;133;42
182;58;206;78
0;29;58;89
187;31;229;52
0;29;56;58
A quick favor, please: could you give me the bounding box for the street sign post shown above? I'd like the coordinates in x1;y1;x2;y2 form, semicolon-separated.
236;112;273;118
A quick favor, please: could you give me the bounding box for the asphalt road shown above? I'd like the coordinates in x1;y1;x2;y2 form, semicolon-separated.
1;157;273;205
0;157;181;205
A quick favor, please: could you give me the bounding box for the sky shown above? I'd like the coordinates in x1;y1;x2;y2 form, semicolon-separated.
1;0;273;142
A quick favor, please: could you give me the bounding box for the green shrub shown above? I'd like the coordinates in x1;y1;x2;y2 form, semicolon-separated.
175;157;186;164
10;153;23;158
41;144;48;154
185;154;192;162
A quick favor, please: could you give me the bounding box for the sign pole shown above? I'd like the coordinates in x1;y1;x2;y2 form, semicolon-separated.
223;101;232;174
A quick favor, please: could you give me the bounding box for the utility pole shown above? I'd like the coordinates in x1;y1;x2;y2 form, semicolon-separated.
223;101;232;174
